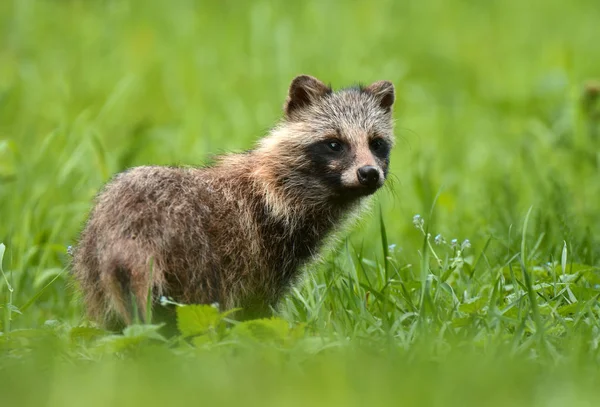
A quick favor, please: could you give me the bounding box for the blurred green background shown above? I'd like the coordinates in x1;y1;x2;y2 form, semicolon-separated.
1;0;600;405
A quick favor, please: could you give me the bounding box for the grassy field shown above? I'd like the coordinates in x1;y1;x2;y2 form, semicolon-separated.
2;0;600;405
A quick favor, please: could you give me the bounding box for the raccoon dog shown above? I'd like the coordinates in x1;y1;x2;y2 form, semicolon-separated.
72;75;396;329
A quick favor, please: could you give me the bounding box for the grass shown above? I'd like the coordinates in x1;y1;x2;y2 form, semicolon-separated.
1;0;600;405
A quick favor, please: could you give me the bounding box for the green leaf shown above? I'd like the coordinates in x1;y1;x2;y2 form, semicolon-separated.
94;324;166;353
379;204;389;282
176;304;221;337
6;304;22;315
556;302;579;316
231;318;297;344
191;334;214;348
33;268;64;289
122;324;167;341
19;269;65;313
69;326;108;343
451;317;473;328
0;243;10;290
458;297;487;314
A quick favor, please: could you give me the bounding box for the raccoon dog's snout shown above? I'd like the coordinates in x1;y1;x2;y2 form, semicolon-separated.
357;165;380;188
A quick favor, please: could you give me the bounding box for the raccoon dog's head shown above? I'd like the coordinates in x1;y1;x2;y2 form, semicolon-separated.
257;75;395;207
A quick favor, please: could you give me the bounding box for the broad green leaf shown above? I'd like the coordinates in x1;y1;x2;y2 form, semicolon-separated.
231;318;294;344
69;326;108;342
176;304;221;337
122;324;167;341
459;297;487;314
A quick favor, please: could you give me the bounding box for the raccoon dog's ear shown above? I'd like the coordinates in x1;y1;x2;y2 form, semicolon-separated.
364;80;395;113
284;75;332;118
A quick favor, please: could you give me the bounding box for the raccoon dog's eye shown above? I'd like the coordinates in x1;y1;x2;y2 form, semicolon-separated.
370;138;386;151
326;140;343;152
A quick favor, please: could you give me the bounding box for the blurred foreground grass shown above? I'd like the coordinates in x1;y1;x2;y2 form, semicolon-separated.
1;0;600;405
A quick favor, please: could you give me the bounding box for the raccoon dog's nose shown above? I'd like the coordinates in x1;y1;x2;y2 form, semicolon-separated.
357;166;380;187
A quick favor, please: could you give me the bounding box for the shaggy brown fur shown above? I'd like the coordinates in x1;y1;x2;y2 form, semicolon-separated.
71;75;396;330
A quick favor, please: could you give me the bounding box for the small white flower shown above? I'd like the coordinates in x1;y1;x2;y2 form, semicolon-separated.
434;234;444;245
450;239;458;248
67;245;74;256
461;239;471;250
412;214;424;229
